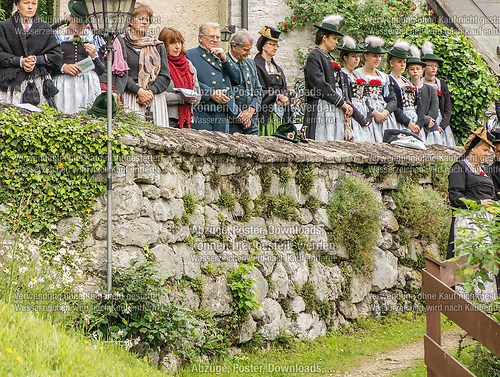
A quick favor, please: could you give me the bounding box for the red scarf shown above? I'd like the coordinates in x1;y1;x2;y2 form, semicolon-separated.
168;53;194;128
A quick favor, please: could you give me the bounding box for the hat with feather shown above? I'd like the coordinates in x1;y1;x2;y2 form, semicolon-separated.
337;36;366;54
461;127;495;158
420;41;443;64
406;45;426;67
314;15;344;36
387;39;411;59
258;26;281;42
359;35;387;54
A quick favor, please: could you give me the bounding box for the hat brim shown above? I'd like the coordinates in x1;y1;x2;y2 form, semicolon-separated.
337;46;366;54
273;132;300;143
407;58;426;67
314;24;344;36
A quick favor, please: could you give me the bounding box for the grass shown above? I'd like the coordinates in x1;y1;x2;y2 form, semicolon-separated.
394;363;426;377
177;313;430;377
0;300;165;377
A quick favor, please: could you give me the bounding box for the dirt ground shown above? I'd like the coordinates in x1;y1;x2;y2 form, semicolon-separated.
329;328;469;377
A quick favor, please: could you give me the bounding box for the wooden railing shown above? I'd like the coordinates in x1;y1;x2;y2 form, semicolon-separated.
422;256;500;377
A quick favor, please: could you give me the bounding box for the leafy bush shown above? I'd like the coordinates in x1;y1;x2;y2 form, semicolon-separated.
457;342;500;377
452;199;500;293
402;23;500;143
227;263;261;318
280;0;420;40
392;180;450;252
327;175;381;272
68;260;227;362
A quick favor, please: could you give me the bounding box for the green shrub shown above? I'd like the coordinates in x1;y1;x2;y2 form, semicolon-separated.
181;192;199;225
392;180;450;252
259;167;272;193
304;196;321;212
279;169;292;186
68;260;226;362
227;263;261;318
280;0;420;40
296;282;331;320
457;342;500;377
327;175;381;272
402;23;500;143
291;234;312;254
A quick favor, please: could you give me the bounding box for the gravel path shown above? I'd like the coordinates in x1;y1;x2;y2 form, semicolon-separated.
328;328;468;377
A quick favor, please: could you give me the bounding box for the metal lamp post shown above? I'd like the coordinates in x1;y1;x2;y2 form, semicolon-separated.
82;0;136;293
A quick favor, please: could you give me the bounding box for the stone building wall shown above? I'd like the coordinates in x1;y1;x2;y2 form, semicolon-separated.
74;127;459;342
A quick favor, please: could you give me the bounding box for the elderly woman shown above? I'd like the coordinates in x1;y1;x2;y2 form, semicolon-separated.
159;27;201;128
447;127;495;259
254;26;291;136
0;0;62;106
106;2;170;126
53;0;105;114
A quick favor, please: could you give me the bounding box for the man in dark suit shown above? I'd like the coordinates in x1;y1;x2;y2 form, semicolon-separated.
227;30;262;135
186;22;241;133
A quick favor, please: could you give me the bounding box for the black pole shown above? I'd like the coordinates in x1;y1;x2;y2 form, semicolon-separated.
241;0;248;30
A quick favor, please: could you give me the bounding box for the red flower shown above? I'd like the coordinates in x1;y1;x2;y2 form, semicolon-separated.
283;23;288;29
436;89;442;96
332;61;341;69
293;16;297;22
405;85;416;92
480;171;487;176
369;79;382;86
355;78;367;85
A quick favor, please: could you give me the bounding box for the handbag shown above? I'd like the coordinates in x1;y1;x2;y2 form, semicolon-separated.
21;81;40;105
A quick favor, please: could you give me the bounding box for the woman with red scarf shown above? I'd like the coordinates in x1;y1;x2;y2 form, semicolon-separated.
159;27;201;128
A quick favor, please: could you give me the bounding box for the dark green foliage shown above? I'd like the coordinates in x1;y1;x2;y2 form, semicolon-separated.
0;106;132;235
327;175;381;272
295;163;315;194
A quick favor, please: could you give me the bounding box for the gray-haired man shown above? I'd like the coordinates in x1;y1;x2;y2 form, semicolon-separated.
227;29;262;135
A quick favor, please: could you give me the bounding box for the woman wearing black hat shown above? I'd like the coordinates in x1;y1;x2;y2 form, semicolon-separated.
53;0;105;114
337;36;372;142
254;26;291;136
406;45;439;142
447;127;496;259
303;15;353;141
387;40;423;137
354;36;398;143
0;0;62;106
421;41;455;146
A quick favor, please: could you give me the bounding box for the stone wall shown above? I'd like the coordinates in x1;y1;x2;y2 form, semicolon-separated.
77;128;459;342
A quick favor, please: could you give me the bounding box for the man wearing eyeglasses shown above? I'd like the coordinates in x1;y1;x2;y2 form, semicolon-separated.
186;22;242;132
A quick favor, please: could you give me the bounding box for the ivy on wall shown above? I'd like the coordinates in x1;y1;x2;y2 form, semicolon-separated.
0;105;133;235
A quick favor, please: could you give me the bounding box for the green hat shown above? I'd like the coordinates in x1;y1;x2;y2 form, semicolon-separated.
420;41;443;64
337;36;366;54
68;0;89;24
387;39;411;59
359;36;387;54
88;93;117;118
273;123;300;143
314;15;344;36
406;45;427;67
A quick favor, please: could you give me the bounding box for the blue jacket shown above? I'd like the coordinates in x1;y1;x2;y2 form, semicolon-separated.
227;54;262;132
186;46;241;131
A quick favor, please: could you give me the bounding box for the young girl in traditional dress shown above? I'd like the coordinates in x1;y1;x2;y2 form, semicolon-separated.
421;41;455;146
53;1;104;114
338;36;372;142
406;45;439;144
354;36;398;143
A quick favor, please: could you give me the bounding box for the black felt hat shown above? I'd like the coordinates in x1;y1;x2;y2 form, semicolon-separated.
88;92;117;118
258;26;281;42
273;123;300;143
420;41;443;64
